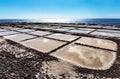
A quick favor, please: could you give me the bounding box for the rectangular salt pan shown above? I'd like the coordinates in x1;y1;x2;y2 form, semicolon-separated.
33;26;42;29
86;25;103;28
16;29;35;33
91;31;120;38
46;33;79;41
0;31;18;36
61;27;76;30
101;26;120;30
78;28;95;31
4;33;36;42
9;28;22;31
0;29;8;32
52;28;70;32
97;29;120;33
36;26;57;30
41;27;53;30
75;37;117;51
29;31;51;36
50;26;62;29
69;29;91;34
51;44;116;70
2;27;13;29
21;37;66;53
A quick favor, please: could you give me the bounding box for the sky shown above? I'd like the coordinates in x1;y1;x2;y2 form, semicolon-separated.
0;0;120;19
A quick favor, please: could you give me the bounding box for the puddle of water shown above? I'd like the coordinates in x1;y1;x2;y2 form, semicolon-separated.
51;44;116;70
69;29;91;34
74;37;117;51
29;31;51;36
17;29;35;33
4;33;36;42
46;33;79;41
21;37;67;53
0;31;18;36
91;31;120;38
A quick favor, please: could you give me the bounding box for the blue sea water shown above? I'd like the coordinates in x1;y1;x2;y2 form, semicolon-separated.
0;19;120;26
75;19;120;26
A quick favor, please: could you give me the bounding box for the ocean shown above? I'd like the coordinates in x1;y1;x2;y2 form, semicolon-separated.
0;19;120;26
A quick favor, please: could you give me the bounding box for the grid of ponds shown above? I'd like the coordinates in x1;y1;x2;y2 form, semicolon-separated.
0;24;119;70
